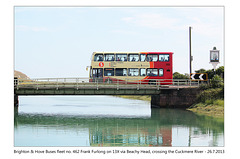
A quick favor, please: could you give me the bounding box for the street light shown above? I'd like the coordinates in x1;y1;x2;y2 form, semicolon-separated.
189;26;193;74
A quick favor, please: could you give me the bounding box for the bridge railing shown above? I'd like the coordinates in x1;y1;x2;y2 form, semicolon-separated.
14;77;207;90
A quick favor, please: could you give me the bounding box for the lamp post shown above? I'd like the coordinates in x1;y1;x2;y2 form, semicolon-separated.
189;26;193;75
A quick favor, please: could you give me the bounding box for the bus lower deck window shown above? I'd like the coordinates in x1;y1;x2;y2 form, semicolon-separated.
115;68;127;76
104;68;114;76
147;69;158;76
140;68;146;76
159;69;164;76
128;68;139;76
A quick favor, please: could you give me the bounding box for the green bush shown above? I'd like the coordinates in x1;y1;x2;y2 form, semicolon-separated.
199;83;209;90
213;99;224;106
195;66;224;79
210;75;224;88
205;99;214;105
197;88;224;103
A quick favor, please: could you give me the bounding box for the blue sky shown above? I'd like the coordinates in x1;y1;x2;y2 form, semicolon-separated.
15;7;224;78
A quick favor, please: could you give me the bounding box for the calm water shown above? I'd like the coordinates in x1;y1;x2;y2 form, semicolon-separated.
14;96;224;147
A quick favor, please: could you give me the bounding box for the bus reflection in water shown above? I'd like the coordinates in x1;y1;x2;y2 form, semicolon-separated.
88;52;173;85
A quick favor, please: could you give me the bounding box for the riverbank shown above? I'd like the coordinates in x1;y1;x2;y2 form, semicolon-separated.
187;87;224;119
115;95;151;101
187;99;224;118
116;87;224;119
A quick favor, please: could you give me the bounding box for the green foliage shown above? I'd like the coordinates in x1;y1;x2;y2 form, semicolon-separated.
189;66;224;118
213;99;224;107
195;68;207;73
173;72;189;79
197;88;224;103
210;75;224;88
199;83;209;90
216;66;224;79
195;66;224;79
205;99;214;105
203;99;224;107
206;69;215;79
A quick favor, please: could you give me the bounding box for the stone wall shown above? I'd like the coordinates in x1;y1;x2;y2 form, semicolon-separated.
151;88;200;108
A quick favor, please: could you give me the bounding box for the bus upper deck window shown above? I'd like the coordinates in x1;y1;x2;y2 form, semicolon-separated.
159;54;169;62
140;54;146;61
147;54;158;62
128;54;139;62
94;54;103;61
104;54;115;61
116;54;127;61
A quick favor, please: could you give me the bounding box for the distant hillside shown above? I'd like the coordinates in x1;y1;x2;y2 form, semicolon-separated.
14;70;30;79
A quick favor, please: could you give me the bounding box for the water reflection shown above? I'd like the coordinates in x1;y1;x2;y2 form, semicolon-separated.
14;100;224;147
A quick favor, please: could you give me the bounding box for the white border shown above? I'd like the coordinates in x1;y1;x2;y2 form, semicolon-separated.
1;0;239;159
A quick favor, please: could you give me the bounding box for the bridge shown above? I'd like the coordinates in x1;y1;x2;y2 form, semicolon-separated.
14;78;203;108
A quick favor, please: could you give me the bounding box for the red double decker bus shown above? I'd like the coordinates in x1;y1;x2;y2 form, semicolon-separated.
88;52;173;85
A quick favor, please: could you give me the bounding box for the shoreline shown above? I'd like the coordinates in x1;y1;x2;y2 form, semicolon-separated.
115;95;224;119
187;100;224;119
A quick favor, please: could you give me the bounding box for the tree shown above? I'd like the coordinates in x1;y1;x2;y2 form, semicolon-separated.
216;66;224;79
195;66;224;79
210;74;224;88
195;68;206;73
173;72;189;79
206;69;215;79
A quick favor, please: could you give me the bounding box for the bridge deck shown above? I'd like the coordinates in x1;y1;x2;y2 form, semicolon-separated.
14;78;202;95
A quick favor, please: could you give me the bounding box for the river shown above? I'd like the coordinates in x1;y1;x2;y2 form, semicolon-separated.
14;96;224;147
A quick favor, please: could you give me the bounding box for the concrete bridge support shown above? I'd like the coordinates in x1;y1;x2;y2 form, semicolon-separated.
151;88;200;108
14;94;19;107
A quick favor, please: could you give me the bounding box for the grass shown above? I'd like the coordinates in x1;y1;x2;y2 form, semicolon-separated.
187;99;224;118
187;85;224;119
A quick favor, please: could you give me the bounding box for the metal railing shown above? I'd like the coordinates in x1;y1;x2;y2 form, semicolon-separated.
14;77;206;91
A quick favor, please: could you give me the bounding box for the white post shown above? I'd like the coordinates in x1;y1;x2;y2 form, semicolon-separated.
56;78;58;90
76;78;79;90
97;79;98;90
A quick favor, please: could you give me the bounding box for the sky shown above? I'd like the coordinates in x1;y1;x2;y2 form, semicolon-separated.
14;7;224;78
